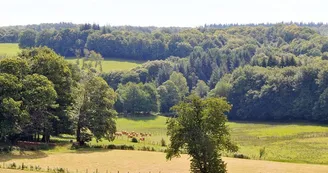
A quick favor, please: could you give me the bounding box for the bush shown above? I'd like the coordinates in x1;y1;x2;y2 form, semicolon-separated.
92;145;103;149
322;52;328;60
21;163;28;170
259;147;266;159
131;137;138;143
107;144;134;150
233;153;250;159
9;162;16;169
107;144;116;149
0;146;12;153
160;138;166;147
70;142;91;149
56;168;65;173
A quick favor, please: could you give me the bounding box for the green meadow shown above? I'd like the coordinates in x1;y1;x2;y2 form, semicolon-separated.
0;43;142;72
50;116;328;165
0;43;20;56
66;58;143;72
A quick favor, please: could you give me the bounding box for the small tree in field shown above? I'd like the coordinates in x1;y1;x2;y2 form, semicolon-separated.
166;95;237;173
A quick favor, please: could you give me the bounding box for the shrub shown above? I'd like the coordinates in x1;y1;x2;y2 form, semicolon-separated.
92;145;103;149
131;137;138;143
21;163;27;170
107;144;116;149
9;162;16;169
233;153;250;159
70;142;91;149
106;144;134;150
56;168;65;173
0;146;11;153
160;138;166;147
259;147;266;159
322;52;328;60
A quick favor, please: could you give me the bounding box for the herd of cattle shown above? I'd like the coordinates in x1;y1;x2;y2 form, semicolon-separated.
115;131;152;141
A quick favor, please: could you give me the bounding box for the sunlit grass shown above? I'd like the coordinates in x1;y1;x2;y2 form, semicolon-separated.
66;58;143;72
0;43;20;56
0;43;143;72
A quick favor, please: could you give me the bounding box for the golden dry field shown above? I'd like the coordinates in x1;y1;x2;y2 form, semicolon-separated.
1;150;328;173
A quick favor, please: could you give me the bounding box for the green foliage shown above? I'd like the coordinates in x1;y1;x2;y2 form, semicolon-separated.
208;76;232;98
18;29;36;48
75;74;117;144
169;71;189;99
167;95;237;173
0;57;29;78
158;80;180;113
160;138;166;147
116;82;159;114
131;137;138;143
259;147;266;159
192;80;209;98
224;60;328;122
233;153;250;159
19;47;75;135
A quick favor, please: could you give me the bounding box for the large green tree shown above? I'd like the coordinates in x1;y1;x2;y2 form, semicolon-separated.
0;73;26;142
22;74;57;142
19;47;75;135
116;82;159;114
19;29;37;48
167;96;237;173
158;80;180;113
74;73;117;145
169;71;189;99
193;80;210;98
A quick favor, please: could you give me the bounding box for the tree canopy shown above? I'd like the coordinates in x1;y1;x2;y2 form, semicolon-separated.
167;95;237;173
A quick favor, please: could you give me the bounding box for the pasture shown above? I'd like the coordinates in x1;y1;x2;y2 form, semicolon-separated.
1;150;328;173
0;43;19;56
81;116;328;165
0;43;143;72
66;58;143;72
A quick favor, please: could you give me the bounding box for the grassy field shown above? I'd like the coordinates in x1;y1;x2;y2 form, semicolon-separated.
0;43;19;56
66;58;143;72
75;116;328;165
41;116;328;165
0;43;142;72
1;150;328;173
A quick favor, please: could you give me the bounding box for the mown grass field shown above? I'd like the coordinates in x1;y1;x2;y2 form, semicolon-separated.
1;150;328;173
0;43;142;72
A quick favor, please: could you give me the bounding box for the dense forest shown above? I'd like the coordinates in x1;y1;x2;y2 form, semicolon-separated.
2;22;328;144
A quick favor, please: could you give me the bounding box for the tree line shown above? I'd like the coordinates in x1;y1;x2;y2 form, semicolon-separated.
8;23;328;61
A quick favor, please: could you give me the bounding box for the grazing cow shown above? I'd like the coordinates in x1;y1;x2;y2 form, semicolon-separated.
115;132;123;136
